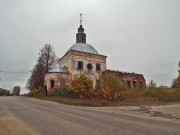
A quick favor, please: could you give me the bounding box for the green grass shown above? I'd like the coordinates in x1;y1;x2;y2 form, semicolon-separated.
35;96;110;107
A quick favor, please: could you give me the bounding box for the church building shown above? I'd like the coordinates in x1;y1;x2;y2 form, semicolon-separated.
44;18;146;92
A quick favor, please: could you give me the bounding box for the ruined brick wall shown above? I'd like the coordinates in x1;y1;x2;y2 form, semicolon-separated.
102;70;146;88
44;72;71;92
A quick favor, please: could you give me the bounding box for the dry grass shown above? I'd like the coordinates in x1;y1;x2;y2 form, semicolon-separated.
34;88;180;107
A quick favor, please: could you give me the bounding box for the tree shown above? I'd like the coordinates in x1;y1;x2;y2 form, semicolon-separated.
13;86;21;96
26;63;45;90
38;44;57;73
26;74;33;91
147;80;157;88
26;44;57;91
0;88;10;96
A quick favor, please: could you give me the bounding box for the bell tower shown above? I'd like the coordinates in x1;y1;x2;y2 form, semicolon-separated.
76;14;86;43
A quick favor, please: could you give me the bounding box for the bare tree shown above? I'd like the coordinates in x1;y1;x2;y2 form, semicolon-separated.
38;44;57;73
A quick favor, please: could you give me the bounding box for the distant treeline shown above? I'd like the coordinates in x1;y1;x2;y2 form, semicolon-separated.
0;86;21;96
0;88;10;96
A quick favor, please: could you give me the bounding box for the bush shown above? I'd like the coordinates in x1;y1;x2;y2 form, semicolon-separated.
61;88;80;98
94;74;124;100
71;75;93;98
32;86;44;95
56;88;71;97
144;88;180;102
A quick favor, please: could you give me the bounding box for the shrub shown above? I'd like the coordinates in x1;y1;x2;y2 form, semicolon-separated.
95;74;124;100
71;75;93;98
42;88;78;98
32;86;44;95
144;88;180;102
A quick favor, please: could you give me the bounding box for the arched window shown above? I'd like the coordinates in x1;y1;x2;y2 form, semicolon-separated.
87;63;93;71
133;81;137;88
139;81;143;88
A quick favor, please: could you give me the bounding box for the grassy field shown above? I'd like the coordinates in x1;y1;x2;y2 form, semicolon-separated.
33;88;180;107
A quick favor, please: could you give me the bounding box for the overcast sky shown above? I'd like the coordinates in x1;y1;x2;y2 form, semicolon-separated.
0;0;179;94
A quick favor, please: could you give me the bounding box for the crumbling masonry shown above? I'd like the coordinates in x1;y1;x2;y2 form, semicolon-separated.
45;23;146;92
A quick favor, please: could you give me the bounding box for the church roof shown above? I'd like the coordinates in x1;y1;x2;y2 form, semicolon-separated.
65;43;99;55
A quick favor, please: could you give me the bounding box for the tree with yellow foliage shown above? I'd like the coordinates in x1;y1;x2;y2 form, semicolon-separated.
71;75;93;98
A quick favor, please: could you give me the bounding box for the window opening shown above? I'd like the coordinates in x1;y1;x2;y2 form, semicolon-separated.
50;80;55;88
139;81;143;88
96;64;101;71
77;61;83;70
133;81;137;88
127;80;131;88
87;63;93;71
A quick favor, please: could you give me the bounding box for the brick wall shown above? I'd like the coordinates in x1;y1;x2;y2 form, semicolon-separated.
102;70;146;88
